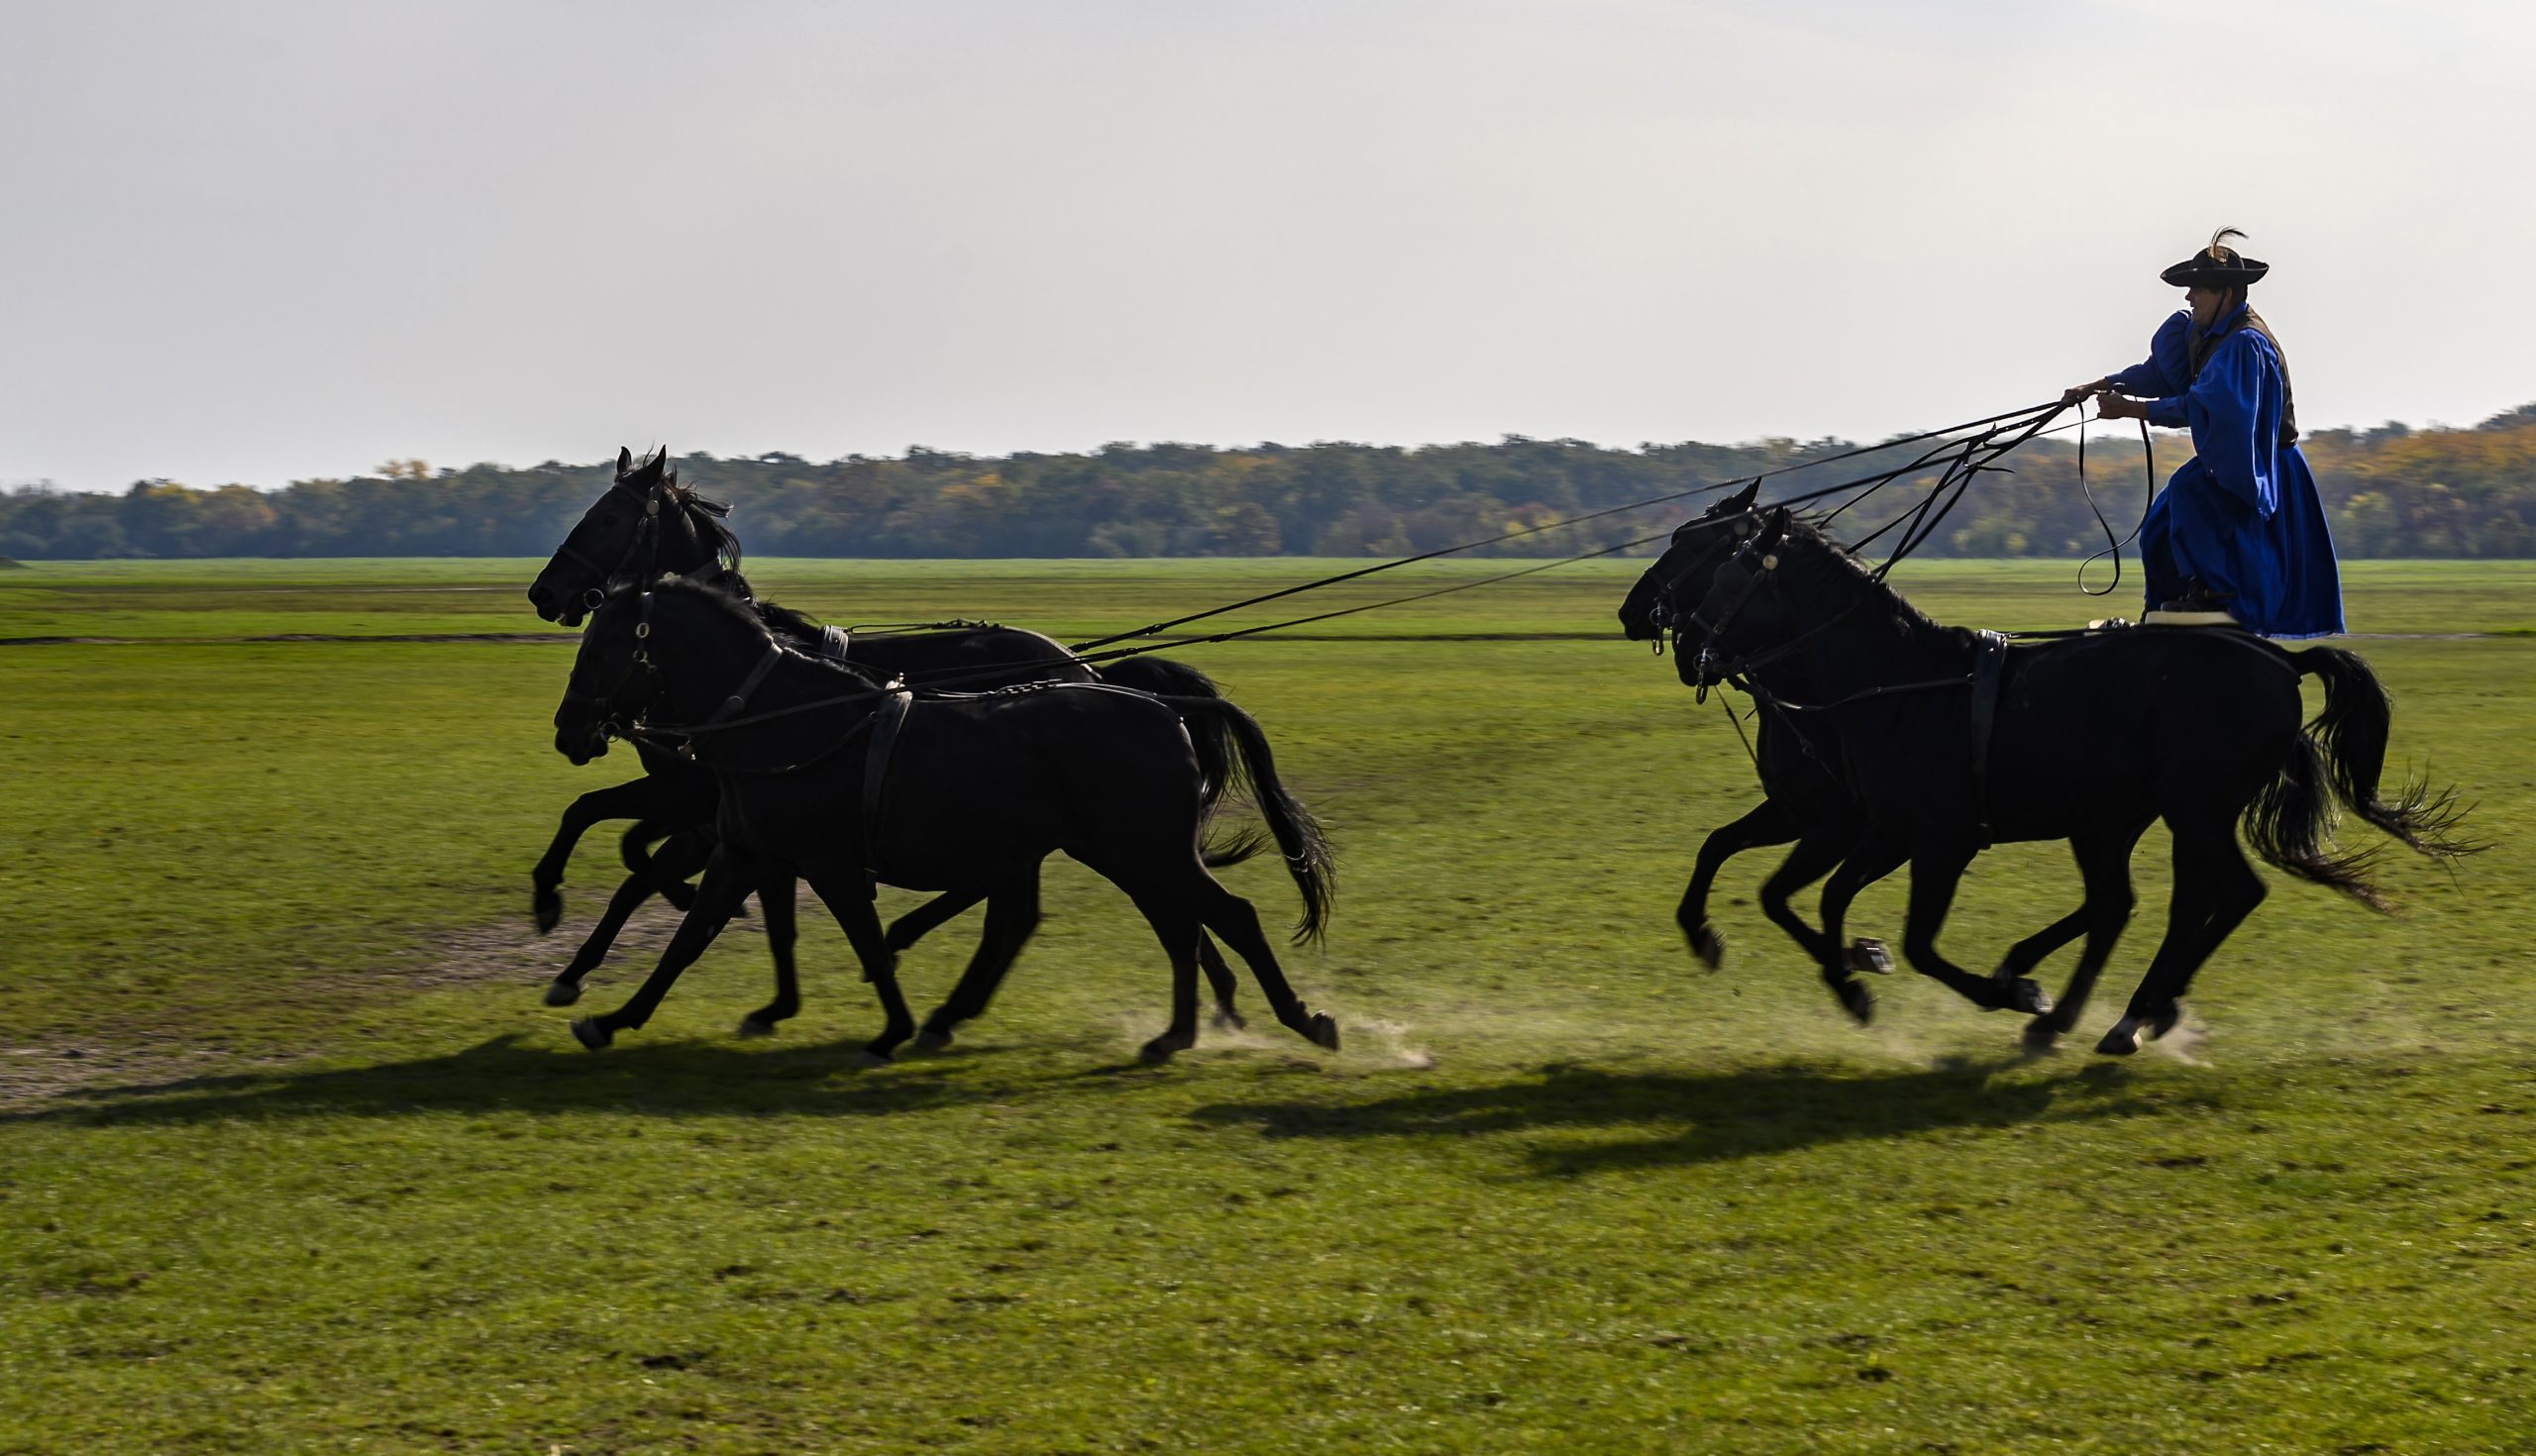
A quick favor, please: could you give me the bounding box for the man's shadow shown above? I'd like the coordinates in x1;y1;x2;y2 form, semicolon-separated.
1191;1058;2177;1176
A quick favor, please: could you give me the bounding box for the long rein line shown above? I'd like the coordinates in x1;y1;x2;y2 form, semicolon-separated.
1063;401;2063;655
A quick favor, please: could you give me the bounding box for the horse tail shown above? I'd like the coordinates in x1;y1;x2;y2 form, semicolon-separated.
2294;646;2478;859
1103;657;1262;865
2241;731;2389;912
1163;695;1334;945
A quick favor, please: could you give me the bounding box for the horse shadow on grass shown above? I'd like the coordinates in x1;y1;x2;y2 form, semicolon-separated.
1190;1057;2195;1177
0;1032;1120;1129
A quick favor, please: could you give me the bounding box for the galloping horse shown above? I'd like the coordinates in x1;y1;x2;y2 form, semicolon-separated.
524;448;1257;1040
554;577;1341;1064
1636;497;2468;1053
1619;482;2111;1031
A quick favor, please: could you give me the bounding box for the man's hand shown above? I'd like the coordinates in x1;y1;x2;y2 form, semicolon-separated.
2093;394;2148;421
2060;378;2110;407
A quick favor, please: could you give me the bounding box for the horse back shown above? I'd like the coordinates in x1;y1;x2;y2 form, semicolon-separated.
848;626;1094;690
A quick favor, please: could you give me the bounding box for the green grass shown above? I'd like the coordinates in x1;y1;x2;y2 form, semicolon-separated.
4;561;2534;1454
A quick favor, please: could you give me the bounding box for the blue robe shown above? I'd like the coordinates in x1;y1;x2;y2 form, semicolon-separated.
2108;306;2343;638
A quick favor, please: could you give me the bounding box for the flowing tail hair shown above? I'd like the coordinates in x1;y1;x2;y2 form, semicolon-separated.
1162;694;1335;945
2242;646;2478;910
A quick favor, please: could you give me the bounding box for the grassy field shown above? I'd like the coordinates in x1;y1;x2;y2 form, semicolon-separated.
3;559;2533;1455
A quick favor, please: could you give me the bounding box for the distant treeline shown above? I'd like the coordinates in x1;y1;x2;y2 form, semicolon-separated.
6;405;2534;561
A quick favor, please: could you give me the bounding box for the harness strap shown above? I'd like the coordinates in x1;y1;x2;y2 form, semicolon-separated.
862;688;915;877
1967;630;2009;847
706;644;786;726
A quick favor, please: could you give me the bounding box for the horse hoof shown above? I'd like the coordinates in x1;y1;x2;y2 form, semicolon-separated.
2149;1003;2183;1040
1848;938;1895;976
2004;978;2055;1016
735;1015;777;1039
1138;1034;1192;1065
1690;925;1726;970
2020;1020;2062;1054
1212;1008;1247;1032
1831;978;1876;1025
852;1048;894;1070
2095;1017;2146;1057
543;979;583;1008
532;888;562;934
911;1028;953;1053
569;1017;612;1051
1307;1012;1341;1052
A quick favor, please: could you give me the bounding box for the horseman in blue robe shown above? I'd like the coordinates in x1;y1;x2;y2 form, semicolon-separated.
2064;229;2344;637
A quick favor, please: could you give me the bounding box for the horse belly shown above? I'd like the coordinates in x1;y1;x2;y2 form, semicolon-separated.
869;728;1065;887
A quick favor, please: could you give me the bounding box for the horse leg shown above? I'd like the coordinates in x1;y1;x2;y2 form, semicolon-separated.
2022;826;2143;1052
2100;816;2265;1055
913;872;1044;1051
2096;822;2225;1056
530;779;667;932
1756;828;1860;970
797;863;918;1065
736;870;801;1037
1678;799;1801;969
545;828;714;1007
569;845;758;1049
1811;828;1910;1024
886;886;987;954
1191;876;1339;1052
619;821;699;913
1125;890;1206;1064
1897;845;2053;1014
1198;933;1244;1029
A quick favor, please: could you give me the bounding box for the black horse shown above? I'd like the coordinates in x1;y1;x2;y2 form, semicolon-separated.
554;576;1341;1064
1637;499;2467;1053
523;448;1254;1036
1620;483;2113;1031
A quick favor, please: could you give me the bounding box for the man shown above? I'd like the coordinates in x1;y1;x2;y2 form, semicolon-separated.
2064;229;2343;637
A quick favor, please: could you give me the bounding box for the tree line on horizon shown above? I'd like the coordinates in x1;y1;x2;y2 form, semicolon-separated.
4;405;2533;563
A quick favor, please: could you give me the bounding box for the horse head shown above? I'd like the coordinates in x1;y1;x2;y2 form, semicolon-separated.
527;447;738;625
1617;477;1763;642
553;578;670;764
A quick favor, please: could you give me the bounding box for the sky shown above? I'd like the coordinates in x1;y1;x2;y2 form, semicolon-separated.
4;0;2532;492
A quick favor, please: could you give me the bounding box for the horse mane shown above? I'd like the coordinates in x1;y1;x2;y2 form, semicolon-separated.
1780;513;1943;636
618;447;743;576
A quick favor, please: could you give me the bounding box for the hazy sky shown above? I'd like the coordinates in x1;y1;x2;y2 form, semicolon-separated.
5;0;2531;491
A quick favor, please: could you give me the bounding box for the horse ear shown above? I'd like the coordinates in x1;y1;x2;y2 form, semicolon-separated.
1756;507;1790;551
1725;477;1759;512
616;446;633;475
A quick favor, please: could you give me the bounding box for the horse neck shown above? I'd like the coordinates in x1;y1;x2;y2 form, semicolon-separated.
651;593;885;738
645;596;777;723
1745;556;1962;699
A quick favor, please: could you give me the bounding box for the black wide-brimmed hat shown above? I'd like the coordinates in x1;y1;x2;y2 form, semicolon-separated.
2161;226;2269;288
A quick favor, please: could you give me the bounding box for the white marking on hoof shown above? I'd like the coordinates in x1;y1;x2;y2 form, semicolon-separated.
2095;1016;2145;1057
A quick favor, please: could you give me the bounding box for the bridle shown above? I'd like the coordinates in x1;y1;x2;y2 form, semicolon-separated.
1665;520;1938;707
554;474;680;615
560;588;666;728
